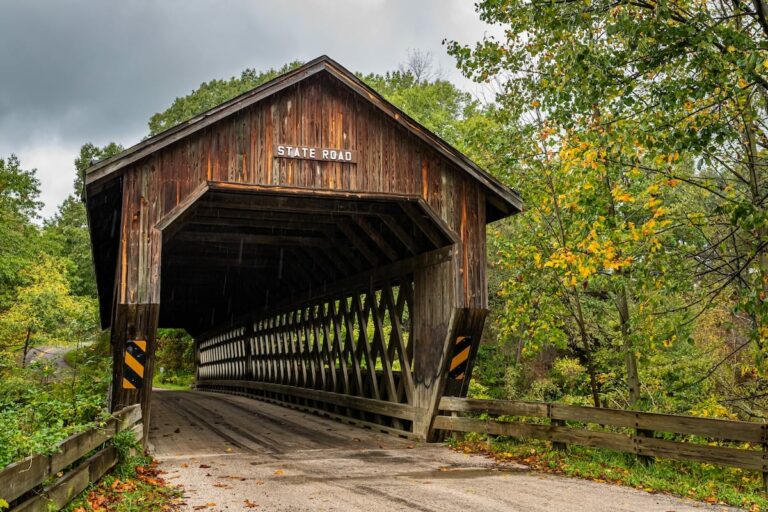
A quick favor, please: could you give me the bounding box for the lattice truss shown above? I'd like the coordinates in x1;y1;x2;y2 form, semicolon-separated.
197;277;415;430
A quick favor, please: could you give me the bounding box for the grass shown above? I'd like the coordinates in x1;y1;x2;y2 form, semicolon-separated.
63;348;81;368
450;434;768;511
152;371;193;391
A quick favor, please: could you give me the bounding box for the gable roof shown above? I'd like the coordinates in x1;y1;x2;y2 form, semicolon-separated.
85;55;521;218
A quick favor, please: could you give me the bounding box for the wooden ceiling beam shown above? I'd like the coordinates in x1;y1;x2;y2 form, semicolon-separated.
379;214;420;255
172;231;335;248
400;202;448;249
352;216;400;262
336;222;380;267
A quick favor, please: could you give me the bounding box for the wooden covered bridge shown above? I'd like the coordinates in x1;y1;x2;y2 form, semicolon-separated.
84;56;521;443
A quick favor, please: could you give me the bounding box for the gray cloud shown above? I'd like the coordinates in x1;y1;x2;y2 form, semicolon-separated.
0;0;498;216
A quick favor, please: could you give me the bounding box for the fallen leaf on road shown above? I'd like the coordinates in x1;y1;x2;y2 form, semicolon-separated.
213;483;231;489
199;464;211;469
180;463;188;468
274;469;285;476
406;444;415;449
244;499;259;508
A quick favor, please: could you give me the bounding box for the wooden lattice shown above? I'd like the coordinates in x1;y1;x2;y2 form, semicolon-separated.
197;276;417;434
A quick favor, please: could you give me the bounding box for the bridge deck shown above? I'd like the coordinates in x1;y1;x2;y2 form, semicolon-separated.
150;390;724;511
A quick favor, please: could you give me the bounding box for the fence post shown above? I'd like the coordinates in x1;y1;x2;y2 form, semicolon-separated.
762;425;768;493
635;412;654;465
549;404;567;451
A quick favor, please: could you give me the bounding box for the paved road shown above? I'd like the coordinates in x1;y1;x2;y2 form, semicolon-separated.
151;390;737;512
23;345;71;370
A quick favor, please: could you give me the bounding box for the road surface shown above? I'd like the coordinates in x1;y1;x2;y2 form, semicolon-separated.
23;345;71;370
151;390;737;512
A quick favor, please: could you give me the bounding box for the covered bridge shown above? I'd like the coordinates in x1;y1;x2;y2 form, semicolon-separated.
84;56;521;442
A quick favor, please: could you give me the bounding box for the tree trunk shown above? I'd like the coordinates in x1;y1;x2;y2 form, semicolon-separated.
616;284;641;406
21;326;31;368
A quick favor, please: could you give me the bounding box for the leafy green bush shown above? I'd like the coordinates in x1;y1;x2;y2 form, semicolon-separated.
0;344;110;468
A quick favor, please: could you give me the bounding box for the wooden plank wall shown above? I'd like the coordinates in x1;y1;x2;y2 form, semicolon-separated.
115;73;487;312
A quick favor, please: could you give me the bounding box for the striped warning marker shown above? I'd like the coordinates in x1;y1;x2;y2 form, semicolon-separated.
122;339;147;389
448;335;473;381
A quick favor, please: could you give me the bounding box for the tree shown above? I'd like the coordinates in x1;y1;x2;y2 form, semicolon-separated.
148;62;304;136
398;49;440;83
0;155;41;309
0;256;97;368
444;1;759;407
44;143;123;298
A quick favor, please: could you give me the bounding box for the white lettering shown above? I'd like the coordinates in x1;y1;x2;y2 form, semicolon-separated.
274;145;354;163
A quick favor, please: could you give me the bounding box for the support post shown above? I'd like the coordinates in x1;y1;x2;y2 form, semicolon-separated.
411;257;457;440
110;303;160;446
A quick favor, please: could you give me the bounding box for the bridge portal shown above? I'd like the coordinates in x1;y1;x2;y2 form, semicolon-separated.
85;56;521;442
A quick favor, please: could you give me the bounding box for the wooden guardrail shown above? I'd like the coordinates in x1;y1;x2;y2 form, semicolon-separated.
0;405;143;512
434;397;768;488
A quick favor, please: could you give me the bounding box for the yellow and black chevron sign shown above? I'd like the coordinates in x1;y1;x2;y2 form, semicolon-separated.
122;339;147;389
448;335;473;381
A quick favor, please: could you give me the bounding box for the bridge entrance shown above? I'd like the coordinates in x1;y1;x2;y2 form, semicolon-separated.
84;56;521;443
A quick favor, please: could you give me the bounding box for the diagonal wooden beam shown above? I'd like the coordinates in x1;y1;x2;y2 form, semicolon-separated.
352;216;400;262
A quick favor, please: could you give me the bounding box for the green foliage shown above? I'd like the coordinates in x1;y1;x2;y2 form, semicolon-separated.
148;62;304;135
0;149;107;470
453;437;768;510
0;342;110;468
154;329;194;389
73;142;123;201
0;155;41;309
43;142;123;299
0;255;98;357
360;70;483;149
446;0;768;415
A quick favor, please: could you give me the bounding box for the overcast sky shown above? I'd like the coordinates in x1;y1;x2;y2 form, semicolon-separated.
0;0;499;218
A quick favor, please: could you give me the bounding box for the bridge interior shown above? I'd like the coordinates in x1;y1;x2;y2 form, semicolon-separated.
159;185;455;333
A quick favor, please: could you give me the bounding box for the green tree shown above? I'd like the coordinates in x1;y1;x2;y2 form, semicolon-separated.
0;256;98;367
148;62;304;136
0;155;41;309
44;143;123;298
445;0;761;408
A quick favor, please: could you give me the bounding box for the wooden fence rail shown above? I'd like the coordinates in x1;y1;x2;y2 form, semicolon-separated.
0;405;143;512
434;397;768;488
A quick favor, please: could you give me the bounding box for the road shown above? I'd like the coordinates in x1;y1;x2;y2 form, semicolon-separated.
151;390;737;512
23;345;71;370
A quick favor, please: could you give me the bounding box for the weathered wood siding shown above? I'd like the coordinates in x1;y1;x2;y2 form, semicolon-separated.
116;73;487;311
